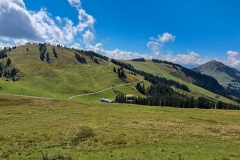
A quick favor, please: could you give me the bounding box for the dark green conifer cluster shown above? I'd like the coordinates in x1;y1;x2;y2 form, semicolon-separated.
113;67;126;78
39;43;47;61
0;50;19;81
75;52;86;64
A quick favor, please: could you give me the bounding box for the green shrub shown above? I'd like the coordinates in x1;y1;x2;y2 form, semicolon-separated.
72;126;95;143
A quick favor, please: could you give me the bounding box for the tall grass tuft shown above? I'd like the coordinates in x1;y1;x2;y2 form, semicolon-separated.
72;126;95;144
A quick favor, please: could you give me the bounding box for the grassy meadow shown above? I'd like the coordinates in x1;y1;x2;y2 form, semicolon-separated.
1;95;240;159
0;44;147;100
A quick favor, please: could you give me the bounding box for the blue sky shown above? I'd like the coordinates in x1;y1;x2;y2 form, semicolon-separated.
1;0;240;68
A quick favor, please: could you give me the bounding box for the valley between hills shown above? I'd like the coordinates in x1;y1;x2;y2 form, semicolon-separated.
0;44;240;159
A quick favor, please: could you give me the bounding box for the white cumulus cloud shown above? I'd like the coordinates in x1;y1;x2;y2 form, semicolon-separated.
227;51;240;68
147;32;175;56
0;0;95;47
70;43;82;49
83;30;95;45
0;0;42;40
146;33;209;66
159;32;176;43
68;0;81;7
165;51;208;65
55;16;62;23
87;43;152;60
86;42;207;66
147;41;163;56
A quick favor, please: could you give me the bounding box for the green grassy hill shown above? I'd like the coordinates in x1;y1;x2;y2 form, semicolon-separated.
0;44;148;101
193;60;240;91
125;60;193;82
124;60;238;105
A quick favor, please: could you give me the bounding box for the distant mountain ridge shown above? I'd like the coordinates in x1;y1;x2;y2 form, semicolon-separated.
193;60;240;92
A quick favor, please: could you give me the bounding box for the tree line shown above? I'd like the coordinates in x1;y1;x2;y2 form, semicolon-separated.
131;58;145;62
74;49;109;61
115;82;240;110
152;59;182;68
111;59;134;70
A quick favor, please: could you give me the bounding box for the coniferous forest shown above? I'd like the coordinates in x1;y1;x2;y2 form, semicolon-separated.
0;49;19;80
115;82;240;110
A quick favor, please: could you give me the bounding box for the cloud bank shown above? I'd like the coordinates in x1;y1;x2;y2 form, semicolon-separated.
0;0;95;46
86;43;152;60
165;51;209;65
0;1;225;67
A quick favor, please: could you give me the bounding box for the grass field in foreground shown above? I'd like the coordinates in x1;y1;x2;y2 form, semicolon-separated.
1;95;240;159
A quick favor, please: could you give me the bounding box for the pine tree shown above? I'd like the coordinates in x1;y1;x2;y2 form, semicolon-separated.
40;52;45;61
10;68;16;77
53;47;58;58
113;67;116;72
117;68;120;77
6;58;11;66
46;53;50;63
93;58;99;64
